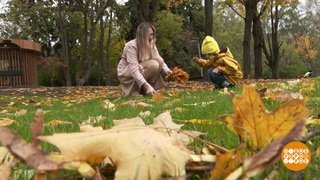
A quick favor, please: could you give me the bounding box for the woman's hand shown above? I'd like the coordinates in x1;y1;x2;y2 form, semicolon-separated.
144;82;157;95
165;69;172;75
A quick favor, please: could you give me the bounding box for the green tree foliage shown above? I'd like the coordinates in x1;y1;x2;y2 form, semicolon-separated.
212;8;244;68
2;0;320;86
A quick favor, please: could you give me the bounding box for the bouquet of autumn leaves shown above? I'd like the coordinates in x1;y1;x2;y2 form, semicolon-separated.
166;67;189;84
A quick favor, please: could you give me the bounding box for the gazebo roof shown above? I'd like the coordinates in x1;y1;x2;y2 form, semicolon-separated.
0;39;41;53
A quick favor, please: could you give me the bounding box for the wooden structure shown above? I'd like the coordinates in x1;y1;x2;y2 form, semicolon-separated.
0;39;41;87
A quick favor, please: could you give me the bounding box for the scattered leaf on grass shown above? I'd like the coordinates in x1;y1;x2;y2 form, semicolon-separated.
44;120;72;127
79;125;103;132
0;118;20;127
15;109;27;116
30;109;43;148
224;85;312;150
152;93;165;100
0;147;14;179
226;119;307;179
136;102;153;108
211;145;244;179
103;99;116;111
0;127;63;171
139;111;151;117
39;125;191;179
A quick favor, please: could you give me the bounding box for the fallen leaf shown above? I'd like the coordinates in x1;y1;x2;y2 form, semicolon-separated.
152;93;165;100
139;111;151;117
0;127;63;171
136;102;153;108
183;101;215;107
31;109;43;148
44;120;72;127
0;110;8;114
218;87;230;95
80;125;104;132
82;115;106;125
39;125;191;179
211;146;244;179
0;147;14;179
32;102;42;107
190;154;216;162
15;109;27;116
0;118;19;127
113;116;145;128
177;119;213;125
103;99;116;111
224;85;312;150
166;67;189;84
226;119;307;179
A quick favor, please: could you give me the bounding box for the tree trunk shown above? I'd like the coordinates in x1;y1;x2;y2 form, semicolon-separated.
75;1;109;86
75;7;89;86
243;0;256;79
262;5;282;79
134;0;160;23
205;0;213;36
253;16;263;79
57;0;71;86
98;16;104;86
271;6;280;79
105;8;113;86
203;0;213;82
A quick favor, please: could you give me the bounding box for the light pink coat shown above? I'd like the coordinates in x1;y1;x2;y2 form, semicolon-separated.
117;39;170;96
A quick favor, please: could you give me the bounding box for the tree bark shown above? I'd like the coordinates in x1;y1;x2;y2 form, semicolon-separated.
262;5;282;79
253;15;263;79
243;0;256;79
203;0;213;82
134;0;160;23
57;0;71;86
75;0;109;86
105;8;113;86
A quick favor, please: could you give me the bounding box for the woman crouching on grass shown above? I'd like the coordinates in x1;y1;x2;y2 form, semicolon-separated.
117;22;172;96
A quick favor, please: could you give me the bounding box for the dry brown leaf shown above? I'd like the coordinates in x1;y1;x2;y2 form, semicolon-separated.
0;147;14;179
15;109;27;116
0;127;63;171
166;67;189;84
31;109;43;148
136;102;153;108
226;119;307;180
152;93;165;100
113;116;145;128
39;125;191;179
211;146;245;179
0;118;20;127
80;125;104;132
225;85;312;150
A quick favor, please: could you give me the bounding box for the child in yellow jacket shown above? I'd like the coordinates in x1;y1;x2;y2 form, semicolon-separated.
192;36;243;88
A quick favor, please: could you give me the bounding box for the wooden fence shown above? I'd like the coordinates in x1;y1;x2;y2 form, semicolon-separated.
0;39;41;87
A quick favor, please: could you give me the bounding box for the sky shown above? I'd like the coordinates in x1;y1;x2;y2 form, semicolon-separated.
0;0;8;14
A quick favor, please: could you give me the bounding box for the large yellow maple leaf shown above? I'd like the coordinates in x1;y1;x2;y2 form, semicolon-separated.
40;126;191;179
225;85;312;150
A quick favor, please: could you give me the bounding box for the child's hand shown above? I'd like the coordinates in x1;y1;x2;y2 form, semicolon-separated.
212;68;219;74
192;56;200;63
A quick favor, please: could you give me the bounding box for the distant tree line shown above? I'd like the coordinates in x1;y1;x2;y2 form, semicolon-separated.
0;0;319;86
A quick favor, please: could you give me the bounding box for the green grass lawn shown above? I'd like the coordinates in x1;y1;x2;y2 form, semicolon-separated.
0;78;320;179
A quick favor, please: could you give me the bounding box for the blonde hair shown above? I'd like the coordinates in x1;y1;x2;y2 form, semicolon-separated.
136;22;156;61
